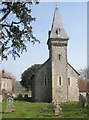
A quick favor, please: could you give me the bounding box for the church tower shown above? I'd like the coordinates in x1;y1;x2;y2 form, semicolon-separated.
47;5;69;102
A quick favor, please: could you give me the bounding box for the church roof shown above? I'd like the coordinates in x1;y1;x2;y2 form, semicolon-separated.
50;5;69;39
68;62;80;76
0;70;12;79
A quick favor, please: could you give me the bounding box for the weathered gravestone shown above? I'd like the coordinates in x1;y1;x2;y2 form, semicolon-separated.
79;94;86;107
4;96;15;113
53;99;62;116
0;95;2;103
86;92;89;107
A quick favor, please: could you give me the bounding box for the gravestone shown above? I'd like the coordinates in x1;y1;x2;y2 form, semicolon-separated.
53;99;62;116
0;95;2;103
86;92;89;107
4;96;15;113
79;94;86;107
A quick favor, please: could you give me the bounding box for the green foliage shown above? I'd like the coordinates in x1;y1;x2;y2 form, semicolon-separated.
0;1;39;60
2;101;88;118
60;101;88;118
20;64;42;90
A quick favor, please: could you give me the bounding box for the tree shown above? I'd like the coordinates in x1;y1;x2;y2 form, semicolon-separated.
0;1;39;60
79;67;89;92
20;64;42;90
12;80;26;93
79;67;89;107
79;67;89;80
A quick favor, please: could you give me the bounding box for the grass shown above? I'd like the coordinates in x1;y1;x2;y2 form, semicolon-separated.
1;101;89;118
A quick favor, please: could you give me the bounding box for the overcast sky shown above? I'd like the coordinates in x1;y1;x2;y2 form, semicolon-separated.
0;2;87;81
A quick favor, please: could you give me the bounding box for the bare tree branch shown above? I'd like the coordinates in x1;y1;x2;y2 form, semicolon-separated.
0;10;10;22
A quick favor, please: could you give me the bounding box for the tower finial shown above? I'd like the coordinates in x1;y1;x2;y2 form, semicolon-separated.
56;2;58;9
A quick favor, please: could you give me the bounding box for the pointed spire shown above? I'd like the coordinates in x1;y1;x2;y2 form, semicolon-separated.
50;5;69;39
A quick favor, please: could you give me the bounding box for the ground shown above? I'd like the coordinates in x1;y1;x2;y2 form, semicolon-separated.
1;101;89;119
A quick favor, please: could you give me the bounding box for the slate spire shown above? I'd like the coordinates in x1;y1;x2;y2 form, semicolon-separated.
50;5;69;39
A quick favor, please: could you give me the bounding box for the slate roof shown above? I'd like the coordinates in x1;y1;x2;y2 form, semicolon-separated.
68;62;80;75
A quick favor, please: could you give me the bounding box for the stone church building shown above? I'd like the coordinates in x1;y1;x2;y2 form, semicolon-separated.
0;70;12;93
32;5;80;102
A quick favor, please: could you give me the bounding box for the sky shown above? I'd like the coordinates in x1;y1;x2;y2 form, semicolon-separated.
0;2;87;81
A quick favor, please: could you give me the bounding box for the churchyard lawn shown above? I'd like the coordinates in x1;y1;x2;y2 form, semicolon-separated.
2;101;88;118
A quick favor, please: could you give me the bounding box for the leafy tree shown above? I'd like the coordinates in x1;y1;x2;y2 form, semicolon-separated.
20;64;42;90
0;1;39;60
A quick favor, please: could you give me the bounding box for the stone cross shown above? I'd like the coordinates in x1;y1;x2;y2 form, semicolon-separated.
53;99;62;116
4;96;15;113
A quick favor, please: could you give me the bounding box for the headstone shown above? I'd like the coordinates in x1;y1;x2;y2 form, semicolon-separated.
86;92;89;107
4;96;15;113
79;94;86;107
54;106;62;116
53;99;62;116
0;95;2;103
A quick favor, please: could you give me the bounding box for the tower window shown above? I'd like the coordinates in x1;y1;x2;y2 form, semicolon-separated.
56;28;61;36
68;78;70;86
58;77;62;85
59;54;61;60
44;78;47;86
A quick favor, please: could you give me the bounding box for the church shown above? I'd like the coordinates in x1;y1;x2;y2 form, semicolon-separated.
31;5;80;102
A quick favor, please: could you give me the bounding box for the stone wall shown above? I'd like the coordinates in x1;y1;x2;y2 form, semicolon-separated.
50;40;68;102
1;78;12;92
32;59;52;102
68;64;79;101
32;41;79;102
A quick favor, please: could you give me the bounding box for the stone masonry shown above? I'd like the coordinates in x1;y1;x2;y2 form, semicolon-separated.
31;5;79;102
